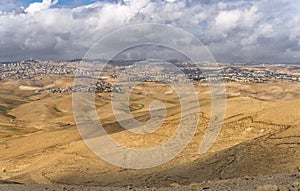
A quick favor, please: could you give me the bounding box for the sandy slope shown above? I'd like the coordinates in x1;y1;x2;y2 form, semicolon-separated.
0;79;300;190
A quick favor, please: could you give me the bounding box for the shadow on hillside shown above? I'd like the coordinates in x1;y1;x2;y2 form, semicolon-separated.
50;119;300;187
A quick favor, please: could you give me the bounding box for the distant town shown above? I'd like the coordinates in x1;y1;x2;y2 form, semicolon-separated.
1;60;300;94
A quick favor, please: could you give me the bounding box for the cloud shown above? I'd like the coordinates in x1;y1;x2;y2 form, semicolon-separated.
215;10;242;34
25;0;59;13
0;0;299;63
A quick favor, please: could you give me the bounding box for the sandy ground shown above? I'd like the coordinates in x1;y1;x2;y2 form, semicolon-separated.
0;77;300;190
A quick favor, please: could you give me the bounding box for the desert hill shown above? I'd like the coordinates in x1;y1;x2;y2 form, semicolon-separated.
0;78;300;190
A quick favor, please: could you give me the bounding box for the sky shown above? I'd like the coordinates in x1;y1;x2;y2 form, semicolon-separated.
0;0;299;63
0;0;107;10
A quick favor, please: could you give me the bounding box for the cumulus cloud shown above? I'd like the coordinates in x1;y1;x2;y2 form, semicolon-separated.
25;0;58;13
0;0;299;63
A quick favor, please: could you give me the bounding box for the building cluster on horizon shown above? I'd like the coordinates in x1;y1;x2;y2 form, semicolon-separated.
37;81;114;94
221;67;300;83
1;60;300;94
0;60;78;80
